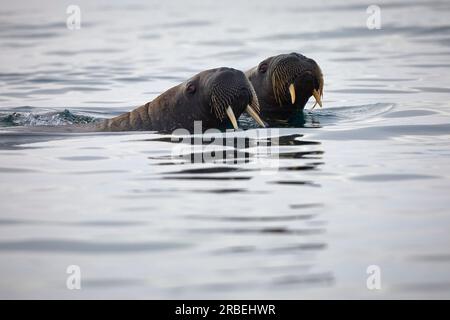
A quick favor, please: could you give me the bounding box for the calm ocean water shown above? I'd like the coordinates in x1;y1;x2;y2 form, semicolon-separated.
1;0;450;299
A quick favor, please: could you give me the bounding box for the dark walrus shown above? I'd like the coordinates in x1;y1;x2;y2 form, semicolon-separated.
245;52;324;122
97;67;265;133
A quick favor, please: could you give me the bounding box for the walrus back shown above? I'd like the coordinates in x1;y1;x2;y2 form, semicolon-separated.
97;102;153;131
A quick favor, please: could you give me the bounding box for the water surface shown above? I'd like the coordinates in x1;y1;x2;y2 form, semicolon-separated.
1;0;450;299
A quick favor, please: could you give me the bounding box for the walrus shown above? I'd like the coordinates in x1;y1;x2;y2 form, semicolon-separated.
245;52;324;122
96;67;265;133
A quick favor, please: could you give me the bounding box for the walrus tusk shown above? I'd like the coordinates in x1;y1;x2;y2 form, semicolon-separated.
246;105;266;128
226;106;239;130
289;83;296;104
312;89;322;108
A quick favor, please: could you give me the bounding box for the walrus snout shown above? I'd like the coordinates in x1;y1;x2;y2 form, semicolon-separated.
209;68;263;129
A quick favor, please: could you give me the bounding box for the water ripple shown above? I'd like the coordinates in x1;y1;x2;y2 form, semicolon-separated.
0;239;189;253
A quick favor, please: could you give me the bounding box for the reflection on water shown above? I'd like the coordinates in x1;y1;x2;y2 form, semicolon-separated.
1;0;450;299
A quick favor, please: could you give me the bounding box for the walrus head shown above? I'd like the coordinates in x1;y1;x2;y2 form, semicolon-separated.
203;67;264;130
246;52;324;119
100;67;264;133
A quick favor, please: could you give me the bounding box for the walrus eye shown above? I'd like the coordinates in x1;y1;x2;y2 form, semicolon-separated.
186;83;196;95
258;63;268;74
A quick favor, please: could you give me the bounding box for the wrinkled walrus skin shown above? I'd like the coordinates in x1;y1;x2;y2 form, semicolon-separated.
96;67;264;133
245;52;324;121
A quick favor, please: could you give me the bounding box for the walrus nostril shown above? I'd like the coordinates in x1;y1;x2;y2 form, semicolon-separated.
239;86;250;96
232;86;252;105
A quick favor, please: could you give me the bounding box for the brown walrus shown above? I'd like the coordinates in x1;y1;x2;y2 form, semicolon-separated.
245;52;324;121
97;67;265;133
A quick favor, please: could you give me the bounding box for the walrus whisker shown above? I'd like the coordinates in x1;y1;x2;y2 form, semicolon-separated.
211;92;227;120
247;80;261;113
271;61;304;106
317;64;324;97
250;97;261;114
226;106;239;130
